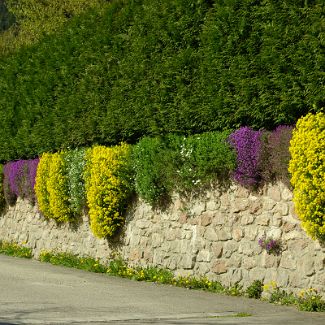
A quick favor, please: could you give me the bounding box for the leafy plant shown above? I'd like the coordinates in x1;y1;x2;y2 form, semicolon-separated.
39;251;107;273
132;137;174;205
258;237;282;255
0;240;32;258
246;280;263;299
297;288;325;312
289;112;325;241
64;148;86;215
2;159;39;205
228;127;264;188
174;132;236;193
259;126;293;187
85;143;134;238
35;152;73;222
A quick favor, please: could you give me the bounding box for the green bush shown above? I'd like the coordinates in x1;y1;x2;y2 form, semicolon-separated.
64;148;86;215
133;132;236;204
132;137;175;205
174;132;236;193
0;0;323;162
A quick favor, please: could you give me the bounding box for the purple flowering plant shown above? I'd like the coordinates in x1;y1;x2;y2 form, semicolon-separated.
258;237;281;255
228;127;263;188
3;158;39;205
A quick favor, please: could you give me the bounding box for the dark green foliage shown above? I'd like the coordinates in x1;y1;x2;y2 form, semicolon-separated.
0;0;324;161
197;0;325;130
0;0;15;32
246;280;263;299
132;137;175;205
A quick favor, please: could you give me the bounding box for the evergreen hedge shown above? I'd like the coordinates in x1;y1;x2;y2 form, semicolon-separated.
0;0;323;162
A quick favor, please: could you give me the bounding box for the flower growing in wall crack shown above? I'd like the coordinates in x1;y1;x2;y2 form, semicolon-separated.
258;237;281;255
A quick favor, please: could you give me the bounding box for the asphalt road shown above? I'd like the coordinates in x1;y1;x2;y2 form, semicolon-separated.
0;255;324;324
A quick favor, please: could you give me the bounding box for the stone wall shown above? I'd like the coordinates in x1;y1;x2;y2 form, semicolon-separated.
0;182;324;296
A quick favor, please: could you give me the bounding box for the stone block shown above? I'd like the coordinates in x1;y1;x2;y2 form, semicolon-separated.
261;252;280;268
182;255;196;269
275;203;289;216
249;267;265;282
195;262;210;275
300;259;315;277
152;233;162;248
226;254;242;268
256;215;270;226
280;252;297;270
267;227;282;240
197;250;211;262
191;202;206;216
263;199;276;211
233;199;250;213
245;227;258;241
206;200;220;211
178;213;188;224
241;215;254;225
281;187;293;201
204;228;217;241
267;185;282;202
216;229;232;241
212;260;228;274
236;186;250;199
212;243;223;258
233;228;244;241
242;257;257;270
249;200;263;215
200;211;213;226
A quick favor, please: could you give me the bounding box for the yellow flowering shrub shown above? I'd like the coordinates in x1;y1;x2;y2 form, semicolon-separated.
289;112;325;241
35;152;73;222
35;153;52;218
85;143;133;238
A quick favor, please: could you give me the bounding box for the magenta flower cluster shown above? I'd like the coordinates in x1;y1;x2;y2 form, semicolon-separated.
228;127;263;187
3;158;39;205
258;237;281;255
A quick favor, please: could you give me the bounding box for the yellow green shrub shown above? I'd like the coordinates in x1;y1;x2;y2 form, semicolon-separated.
0;0;107;56
35;152;73;222
35;153;52;218
289;112;325;241
85;144;133;238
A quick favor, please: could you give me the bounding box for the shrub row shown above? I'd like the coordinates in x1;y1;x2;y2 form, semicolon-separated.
0;0;324;161
1;115;323;242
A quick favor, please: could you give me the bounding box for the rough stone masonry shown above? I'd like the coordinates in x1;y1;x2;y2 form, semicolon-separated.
0;181;324;297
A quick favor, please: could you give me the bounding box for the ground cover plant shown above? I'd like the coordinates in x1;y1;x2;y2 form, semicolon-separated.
36;250;325;312
0;240;32;258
